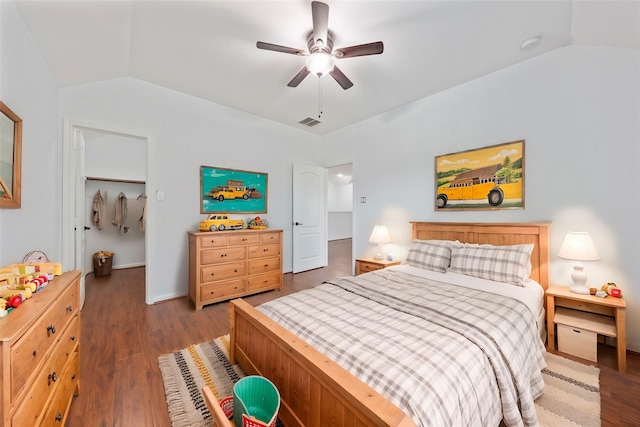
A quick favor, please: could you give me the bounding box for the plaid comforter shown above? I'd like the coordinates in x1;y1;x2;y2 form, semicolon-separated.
257;269;546;427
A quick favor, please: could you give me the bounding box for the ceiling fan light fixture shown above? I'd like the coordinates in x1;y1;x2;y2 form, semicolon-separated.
305;52;334;77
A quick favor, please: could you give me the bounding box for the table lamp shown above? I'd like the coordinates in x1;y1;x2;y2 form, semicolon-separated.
557;231;600;294
368;225;391;260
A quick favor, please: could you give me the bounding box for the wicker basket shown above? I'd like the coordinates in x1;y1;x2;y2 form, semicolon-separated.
93;251;114;277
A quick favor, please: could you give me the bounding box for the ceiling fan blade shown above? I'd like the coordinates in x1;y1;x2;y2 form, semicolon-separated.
329;66;353;90
257;41;306;56
334;41;384;58
311;1;329;48
287;67;311;87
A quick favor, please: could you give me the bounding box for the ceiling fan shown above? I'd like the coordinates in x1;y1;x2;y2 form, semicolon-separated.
256;1;384;90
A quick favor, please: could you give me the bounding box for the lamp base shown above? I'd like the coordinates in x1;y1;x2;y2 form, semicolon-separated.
569;285;590;295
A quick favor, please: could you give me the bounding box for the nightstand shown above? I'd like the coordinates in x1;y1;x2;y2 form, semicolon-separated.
355;257;401;275
546;285;626;372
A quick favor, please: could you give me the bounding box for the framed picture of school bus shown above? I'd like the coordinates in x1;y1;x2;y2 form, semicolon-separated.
200;166;268;214
435;140;524;211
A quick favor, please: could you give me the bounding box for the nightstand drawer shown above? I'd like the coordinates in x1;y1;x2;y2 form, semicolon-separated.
358;261;382;274
557;324;597;362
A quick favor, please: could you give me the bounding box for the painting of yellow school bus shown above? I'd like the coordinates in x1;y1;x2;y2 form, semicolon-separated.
435;140;524;210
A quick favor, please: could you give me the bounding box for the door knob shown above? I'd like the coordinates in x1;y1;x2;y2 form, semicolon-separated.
294;222;303;226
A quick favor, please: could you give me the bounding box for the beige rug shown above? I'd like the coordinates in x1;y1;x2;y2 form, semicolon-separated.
536;352;600;427
159;336;600;427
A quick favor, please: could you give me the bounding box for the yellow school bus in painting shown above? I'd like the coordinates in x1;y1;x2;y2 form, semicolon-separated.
436;164;522;208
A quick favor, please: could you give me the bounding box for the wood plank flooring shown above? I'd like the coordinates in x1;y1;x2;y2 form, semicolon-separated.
65;237;640;426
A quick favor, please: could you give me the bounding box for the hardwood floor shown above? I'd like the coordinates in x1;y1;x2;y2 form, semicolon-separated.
66;237;640;426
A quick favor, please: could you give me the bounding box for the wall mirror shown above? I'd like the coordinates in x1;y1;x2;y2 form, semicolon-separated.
0;101;22;208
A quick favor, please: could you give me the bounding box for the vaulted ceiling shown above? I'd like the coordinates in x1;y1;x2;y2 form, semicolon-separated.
15;1;640;135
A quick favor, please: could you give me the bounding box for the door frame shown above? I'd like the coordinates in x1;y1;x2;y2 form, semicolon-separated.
62;120;153;304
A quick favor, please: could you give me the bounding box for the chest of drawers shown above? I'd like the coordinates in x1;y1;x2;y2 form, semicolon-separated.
188;229;283;309
0;270;81;426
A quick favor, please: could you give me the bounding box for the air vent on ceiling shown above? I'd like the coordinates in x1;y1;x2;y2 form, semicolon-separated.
299;117;321;127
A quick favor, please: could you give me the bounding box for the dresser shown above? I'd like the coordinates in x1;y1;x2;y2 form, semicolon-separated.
188;229;283;310
0;270;81;426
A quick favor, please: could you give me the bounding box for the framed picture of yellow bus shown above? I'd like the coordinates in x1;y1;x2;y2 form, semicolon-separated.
435;140;524;210
200;166;268;214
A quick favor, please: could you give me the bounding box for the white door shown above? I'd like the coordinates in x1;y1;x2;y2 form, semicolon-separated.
292;163;327;273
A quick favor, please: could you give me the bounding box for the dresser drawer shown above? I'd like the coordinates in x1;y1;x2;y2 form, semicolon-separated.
201;262;246;283
201;280;246;304
201;246;246;265
229;233;260;246
248;243;281;259
261;232;281;244
12;316;79;426
248;257;280;275
11;282;78;399
247;272;281;291
39;350;79;427
199;234;228;248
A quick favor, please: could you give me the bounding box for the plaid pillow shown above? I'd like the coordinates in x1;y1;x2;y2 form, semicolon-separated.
405;240;460;273
449;243;534;286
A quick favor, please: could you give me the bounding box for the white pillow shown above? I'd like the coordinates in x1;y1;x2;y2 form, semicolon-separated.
448;243;534;286
405;240;461;273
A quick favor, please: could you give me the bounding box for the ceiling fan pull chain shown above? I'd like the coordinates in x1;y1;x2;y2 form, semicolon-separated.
318;77;323;119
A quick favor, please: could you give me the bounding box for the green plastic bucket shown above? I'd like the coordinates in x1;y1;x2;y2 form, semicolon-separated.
233;376;280;427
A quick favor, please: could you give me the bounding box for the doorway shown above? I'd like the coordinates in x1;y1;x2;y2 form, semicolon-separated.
62;122;151;307
327;163;354;273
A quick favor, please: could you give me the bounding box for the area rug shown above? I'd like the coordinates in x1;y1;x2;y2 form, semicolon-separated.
158;335;245;427
536;352;601;427
159;336;600;427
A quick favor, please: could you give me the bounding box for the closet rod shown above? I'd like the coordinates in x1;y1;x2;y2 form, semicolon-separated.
86;176;145;184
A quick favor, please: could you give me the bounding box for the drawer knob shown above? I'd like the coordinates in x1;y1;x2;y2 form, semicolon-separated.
47;324;56;336
55;412;63;422
32;350;37;357
71;335;76;341
66;305;73;312
48;371;57;385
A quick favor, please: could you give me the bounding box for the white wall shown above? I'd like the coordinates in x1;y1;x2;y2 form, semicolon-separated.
322;45;640;351
0;1;60;265
327;179;353;240
59;77;321;302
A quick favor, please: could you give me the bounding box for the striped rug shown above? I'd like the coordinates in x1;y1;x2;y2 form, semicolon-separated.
159;337;600;427
158;335;245;427
536;352;601;427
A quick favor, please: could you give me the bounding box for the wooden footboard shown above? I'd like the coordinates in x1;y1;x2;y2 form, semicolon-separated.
229;299;415;427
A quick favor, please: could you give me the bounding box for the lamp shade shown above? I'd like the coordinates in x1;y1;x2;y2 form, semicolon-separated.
557;231;600;261
368;225;391;244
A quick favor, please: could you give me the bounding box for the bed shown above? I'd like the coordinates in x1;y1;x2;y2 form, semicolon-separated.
228;222;550;427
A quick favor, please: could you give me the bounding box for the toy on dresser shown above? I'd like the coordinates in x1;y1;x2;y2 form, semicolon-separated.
0;261;61;317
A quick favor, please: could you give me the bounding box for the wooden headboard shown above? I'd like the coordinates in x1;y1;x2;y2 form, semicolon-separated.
410;222;550;290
